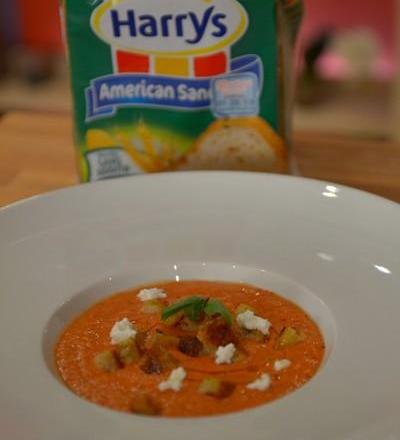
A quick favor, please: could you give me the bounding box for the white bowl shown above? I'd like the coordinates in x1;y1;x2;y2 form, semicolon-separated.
1;172;399;440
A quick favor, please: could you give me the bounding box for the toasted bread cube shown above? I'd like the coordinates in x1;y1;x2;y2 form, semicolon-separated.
94;350;120;372
153;331;179;349
141;299;166;315
278;327;304;347
241;328;265;342
139;347;179;375
135;331;148;353
177;316;200;332
131;393;161;416
178;336;204;357
139;353;163;375
115;338;141;366
236;304;255;315
198;377;236;398
198;316;236;352
155;346;180;371
232;347;247;362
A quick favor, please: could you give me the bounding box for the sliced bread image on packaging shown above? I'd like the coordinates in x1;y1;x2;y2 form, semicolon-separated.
61;0;302;181
177;117;287;172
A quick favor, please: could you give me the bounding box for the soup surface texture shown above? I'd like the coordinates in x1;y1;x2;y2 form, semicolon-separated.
55;281;325;417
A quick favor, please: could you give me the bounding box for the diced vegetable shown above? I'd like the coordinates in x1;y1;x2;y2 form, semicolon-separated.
115;338;141;366
278;327;304;347
198;378;236;398
131;393;161;416
178;336;204;357
94;350;120;372
141;299;165;315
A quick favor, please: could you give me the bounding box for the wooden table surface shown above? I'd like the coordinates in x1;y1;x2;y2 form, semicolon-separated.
0;111;399;207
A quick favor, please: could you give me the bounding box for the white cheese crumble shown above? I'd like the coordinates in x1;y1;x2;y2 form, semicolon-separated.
215;343;236;365
274;359;291;371
246;373;271;391
236;310;271;335
110;318;137;345
137;288;167;302
158;367;186;392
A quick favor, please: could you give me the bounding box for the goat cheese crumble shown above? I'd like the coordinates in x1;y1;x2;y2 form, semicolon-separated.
236;310;271;335
215;343;236;365
274;359;291;371
137;288;167;301
110;318;137;345
246;373;271;391
158;367;187;392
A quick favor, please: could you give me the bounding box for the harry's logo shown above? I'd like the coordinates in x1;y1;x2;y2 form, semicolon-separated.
91;0;248;56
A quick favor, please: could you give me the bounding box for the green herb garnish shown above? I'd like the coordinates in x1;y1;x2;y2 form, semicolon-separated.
184;298;209;321
204;299;232;326
161;296;232;325
161;296;206;322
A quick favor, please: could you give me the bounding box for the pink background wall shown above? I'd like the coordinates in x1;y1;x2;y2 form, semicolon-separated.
301;0;395;56
299;0;396;78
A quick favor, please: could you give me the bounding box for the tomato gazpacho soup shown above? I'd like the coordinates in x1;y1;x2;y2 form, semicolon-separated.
55;281;325;417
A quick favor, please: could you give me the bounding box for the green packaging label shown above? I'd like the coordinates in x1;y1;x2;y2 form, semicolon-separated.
63;0;300;181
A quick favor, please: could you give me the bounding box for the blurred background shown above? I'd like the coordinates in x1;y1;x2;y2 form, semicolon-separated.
0;0;398;140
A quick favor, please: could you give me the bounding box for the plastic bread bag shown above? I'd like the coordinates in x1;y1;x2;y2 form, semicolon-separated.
61;0;303;181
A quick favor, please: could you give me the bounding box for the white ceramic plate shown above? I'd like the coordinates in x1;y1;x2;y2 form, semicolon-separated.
1;172;399;440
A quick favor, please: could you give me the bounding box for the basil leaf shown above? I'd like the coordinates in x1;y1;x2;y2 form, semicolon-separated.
204;299;232;326
184;298;208;321
162;296;232;325
161;296;206;321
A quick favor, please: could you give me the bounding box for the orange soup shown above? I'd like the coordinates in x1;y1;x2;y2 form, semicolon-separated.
55;281;325;417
